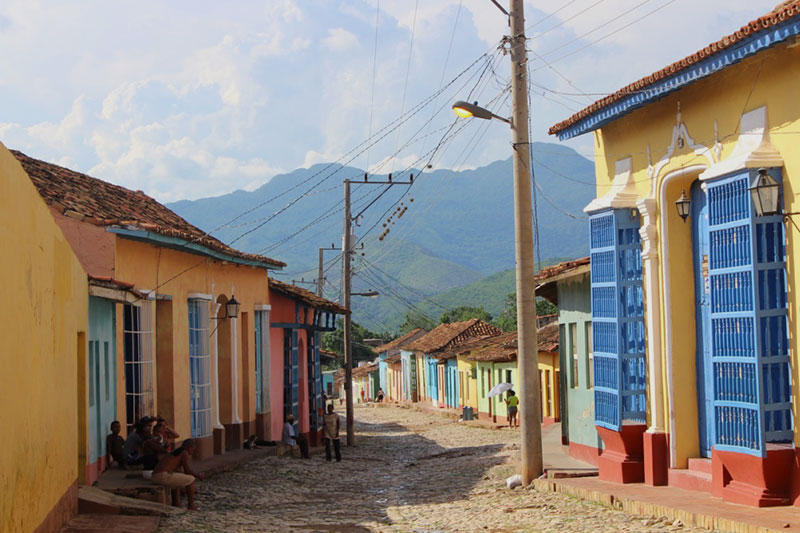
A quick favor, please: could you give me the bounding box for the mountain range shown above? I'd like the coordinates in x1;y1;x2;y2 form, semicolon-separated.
167;142;595;331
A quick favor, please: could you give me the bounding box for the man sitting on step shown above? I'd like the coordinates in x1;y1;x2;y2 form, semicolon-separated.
281;414;310;459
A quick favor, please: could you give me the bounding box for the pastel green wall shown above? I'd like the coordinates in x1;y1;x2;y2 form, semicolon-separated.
558;273;602;451
475;360;518;419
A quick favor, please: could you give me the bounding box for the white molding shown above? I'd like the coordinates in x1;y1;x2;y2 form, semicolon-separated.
637;197;665;435
658;163;708;467
88;285;138;304
254;304;272;311
187;292;213;301
700;106;783;181
584;157;639;213
212;302;224;430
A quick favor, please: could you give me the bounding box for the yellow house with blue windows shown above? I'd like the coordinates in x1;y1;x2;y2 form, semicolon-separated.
550;1;800;507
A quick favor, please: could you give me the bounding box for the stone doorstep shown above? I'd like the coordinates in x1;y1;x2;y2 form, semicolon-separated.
77;486;183;517
532;476;800;532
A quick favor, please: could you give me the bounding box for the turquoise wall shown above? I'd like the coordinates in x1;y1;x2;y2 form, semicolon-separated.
557;274;602;451
88;296;117;466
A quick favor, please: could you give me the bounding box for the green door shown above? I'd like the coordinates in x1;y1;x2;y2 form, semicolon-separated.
88;296;117;469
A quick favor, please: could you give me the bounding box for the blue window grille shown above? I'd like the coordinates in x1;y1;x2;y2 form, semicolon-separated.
307;332;323;431
283;329;299;430
254;310;266;414
590;209;646;430
188;299;212;438
706;170;792;457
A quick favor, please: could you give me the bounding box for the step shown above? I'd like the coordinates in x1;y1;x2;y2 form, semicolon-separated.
78;486;184;517
687;457;712;475
668;468;712;494
60;514;160;533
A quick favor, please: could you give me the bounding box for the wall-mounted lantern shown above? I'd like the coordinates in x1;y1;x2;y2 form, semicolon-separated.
675;188;691;222
226;295;241;319
749;168;781;217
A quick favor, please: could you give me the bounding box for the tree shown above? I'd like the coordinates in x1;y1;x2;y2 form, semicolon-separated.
493;292;558;332
399;311;436;334
321;319;389;366
439;305;492;324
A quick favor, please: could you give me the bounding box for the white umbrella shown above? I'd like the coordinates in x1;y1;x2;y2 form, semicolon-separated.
488;382;514;398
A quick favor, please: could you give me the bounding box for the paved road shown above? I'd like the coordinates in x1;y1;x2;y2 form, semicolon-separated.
159;405;703;532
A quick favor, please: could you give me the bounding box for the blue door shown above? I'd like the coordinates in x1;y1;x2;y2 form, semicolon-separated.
88;296;116;469
691;181;714;457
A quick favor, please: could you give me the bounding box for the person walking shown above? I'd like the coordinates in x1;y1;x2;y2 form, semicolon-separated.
323;404;341;462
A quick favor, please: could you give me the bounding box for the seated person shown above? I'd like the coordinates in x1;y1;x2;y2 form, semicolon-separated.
157;416;180;451
123;416;154;467
142;423;169;479
152;439;203;510
105;420;125;468
281;414;310;459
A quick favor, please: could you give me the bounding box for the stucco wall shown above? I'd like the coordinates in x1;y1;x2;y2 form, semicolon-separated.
0;142;88;532
113;238;270;441
557;274;600;451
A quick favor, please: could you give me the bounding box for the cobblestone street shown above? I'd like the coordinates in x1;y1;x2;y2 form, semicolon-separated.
159;406;707;532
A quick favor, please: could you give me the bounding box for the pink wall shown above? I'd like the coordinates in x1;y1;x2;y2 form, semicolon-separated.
50;210;115;278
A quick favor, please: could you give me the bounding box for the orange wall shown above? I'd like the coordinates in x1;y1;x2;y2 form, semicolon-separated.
113;238;271;440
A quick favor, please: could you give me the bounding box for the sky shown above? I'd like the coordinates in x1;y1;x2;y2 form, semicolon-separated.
0;0;782;202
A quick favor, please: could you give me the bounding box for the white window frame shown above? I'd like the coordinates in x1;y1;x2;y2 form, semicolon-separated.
124;300;154;432
189;298;212;438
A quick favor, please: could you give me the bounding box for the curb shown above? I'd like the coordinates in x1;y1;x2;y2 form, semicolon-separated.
531;479;789;533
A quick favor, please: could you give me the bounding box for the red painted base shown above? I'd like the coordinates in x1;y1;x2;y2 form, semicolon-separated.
643;431;669;486
596;424;646;483
568;441;601;467
712;445;794;507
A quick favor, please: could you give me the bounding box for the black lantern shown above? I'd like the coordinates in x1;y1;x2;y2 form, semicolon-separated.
749;168;781;217
675;188;691;222
226;295;241;319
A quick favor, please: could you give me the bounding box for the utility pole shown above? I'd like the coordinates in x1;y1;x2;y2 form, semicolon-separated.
341;173;413;446
317;244;341;297
508;0;542;483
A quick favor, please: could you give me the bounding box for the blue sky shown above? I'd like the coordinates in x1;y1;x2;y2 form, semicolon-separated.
0;0;780;201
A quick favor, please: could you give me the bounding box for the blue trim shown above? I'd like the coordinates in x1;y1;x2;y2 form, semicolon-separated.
556;16;800;140
108;227;283;270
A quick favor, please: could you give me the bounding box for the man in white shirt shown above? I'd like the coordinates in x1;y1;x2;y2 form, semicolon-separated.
282;414;310;458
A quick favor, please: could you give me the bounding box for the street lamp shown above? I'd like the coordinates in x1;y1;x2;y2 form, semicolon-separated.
452;101;511;124
451;0;543;485
675;189;691;222
750;168;781;217
226;295;241;319
352;290;379;298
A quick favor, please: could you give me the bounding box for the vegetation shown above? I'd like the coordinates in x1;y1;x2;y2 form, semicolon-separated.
439;305;492;324
493;292;558;332
321;319;391;367
399;311;436;335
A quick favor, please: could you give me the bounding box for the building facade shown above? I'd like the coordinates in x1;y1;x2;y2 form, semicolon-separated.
550;2;800;506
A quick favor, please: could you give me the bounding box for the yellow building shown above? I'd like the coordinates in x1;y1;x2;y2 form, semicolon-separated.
0;142;88;532
457;356;479;412
15;150;285;484
537;322;561;425
549;2;800;506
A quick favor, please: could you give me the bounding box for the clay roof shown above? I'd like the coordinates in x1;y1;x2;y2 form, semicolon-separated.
12;150;285;269
87;275;146;300
535;257;590;282
374;328;428;354
462;324;560;362
406;319;502;354
352;363;378;378
549;1;800;136
269;278;349;315
384;354;402;364
320;349;338;361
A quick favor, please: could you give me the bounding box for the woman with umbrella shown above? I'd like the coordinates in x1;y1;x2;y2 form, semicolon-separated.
504;390;519;428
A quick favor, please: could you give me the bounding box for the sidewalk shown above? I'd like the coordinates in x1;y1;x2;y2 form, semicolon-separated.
396;403;799;532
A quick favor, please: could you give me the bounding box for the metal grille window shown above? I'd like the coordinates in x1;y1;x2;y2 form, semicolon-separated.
586;322;594;389
570;323;579;388
706;171;792;456
124;302;154;432
188;299;212;438
254;310;270;415
589;209;645;430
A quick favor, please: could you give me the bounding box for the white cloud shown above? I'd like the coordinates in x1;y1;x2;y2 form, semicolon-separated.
323;28;359;52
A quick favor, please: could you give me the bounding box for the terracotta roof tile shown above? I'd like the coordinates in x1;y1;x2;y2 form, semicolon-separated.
535;257;590;282
374;328;428;354
12;150;285;269
406;319;502;353
352;363;378;378
461;324;560;362
549;1;800;136
269;278;349;315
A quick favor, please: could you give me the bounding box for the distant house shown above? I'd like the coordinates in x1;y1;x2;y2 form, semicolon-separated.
537;258;598;463
374;328;427;402
15;150;286;482
268;279;347;446
406;319;501;410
